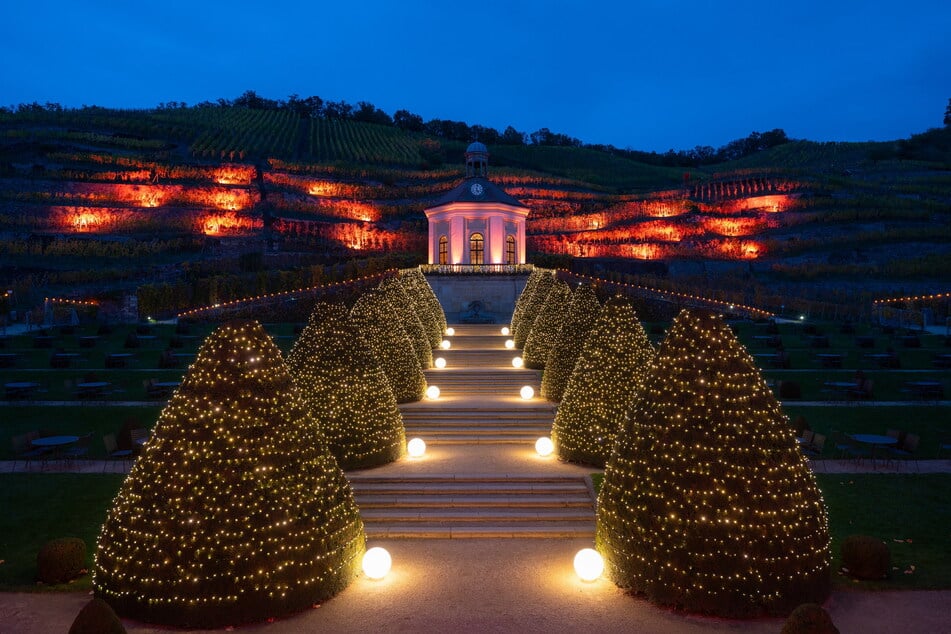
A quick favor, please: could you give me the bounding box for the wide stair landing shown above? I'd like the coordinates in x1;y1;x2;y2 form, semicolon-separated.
354;323;596;538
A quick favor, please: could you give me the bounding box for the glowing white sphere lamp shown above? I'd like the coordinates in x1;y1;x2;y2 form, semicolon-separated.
512;356;524;368
426;385;441;400
501;326;510;336
434;357;447;369
441;339;451;350
573;548;604;582
505;339;515;349
362;547;392;580
446;327;455;336
535;436;554;457
407;437;427;458
520;385;535;400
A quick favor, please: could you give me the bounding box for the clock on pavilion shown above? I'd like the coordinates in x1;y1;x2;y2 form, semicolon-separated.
424;142;529;266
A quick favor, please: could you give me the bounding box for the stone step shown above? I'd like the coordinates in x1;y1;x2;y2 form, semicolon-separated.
354;494;592;508
363;523;594;539
359;508;595;523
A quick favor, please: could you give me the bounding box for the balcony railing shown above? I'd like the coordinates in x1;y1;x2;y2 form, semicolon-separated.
419;264;534;276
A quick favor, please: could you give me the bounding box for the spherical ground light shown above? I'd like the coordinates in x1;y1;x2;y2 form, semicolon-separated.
520;385;535;400
573;548;604;582
504;339;515;349
440;339;451;350
535;436;554;457
445;327;455;336
434;357;447;369
407;437;426;458
426;385;441;400
512;356;524;368
362;547;392;580
501;326;510;336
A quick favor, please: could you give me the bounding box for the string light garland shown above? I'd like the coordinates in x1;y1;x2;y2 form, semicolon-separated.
513;270;555;348
93;319;366;628
552;296;654;467
595;309;830;617
286;303;406;470
350;289;427;403
379;277;433;370
523;279;571;369
45;296;99;307
510;267;546;336
872;291;951;306
540;284;602;402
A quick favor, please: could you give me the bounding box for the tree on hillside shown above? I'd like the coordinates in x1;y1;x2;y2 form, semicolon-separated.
551;296;654;466
379;276;432;370
513;270;555;348
95;320;365;628
596;309;830;617
350;289;426;402
510;267;545;332
288;303;405;469
522;279;571;369
945;98;951;126
540;284;602;402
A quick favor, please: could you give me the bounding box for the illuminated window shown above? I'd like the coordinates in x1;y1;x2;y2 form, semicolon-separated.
469;232;484;265
506;235;516;265
438;235;448;264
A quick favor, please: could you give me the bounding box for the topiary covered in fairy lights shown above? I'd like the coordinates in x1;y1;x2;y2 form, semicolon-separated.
288;302;406;469
596;309;831;618
402;268;446;339
513;269;554;348
398;271;441;349
350;288;426;403
510;267;545;333
523;278;570;369
379;276;432;370
94;320;365;628
540;284;601;402
551;295;653;466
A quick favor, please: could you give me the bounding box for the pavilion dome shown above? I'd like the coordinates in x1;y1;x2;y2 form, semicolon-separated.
466;141;488;154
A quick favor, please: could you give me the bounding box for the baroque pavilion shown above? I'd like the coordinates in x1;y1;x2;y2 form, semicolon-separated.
424;142;529;266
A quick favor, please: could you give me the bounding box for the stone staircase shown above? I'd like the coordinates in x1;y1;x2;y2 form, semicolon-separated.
354;322;596;538
350;473;595;538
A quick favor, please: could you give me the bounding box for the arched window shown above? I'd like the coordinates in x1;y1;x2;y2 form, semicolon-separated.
469;232;484;265
505;235;517;265
438;235;448;265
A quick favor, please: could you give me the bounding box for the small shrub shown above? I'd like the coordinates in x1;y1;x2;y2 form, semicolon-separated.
779;380;802;399
841;535;890;580
37;537;86;584
69;598;126;634
781;603;838;634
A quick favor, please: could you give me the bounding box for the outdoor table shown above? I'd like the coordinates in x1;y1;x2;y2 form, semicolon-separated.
850;433;898;468
148;381;181;398
823;381;855;397
855;336;875;348
50;352;80;368
31;435;80;461
105;352;134;368
933;354;951;369
900;335;921;348
903;381;945;400
5;381;40;399
78;335;99;348
0;353;18;368
76;381;111;399
809;335;830;348
816;353;843;368
864;353;898;368
33;335;55;348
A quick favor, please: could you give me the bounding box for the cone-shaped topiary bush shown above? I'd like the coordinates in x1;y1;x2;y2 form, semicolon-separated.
350;289;426;403
399;271;441;349
69;598;126;634
552;296;653;466
288;302;406;469
523;279;570;369
596;309;831;617
541;284;602;402
94;320;366;628
379;276;432;370
513;270;554;347
510;267;545;333
403;268;447;338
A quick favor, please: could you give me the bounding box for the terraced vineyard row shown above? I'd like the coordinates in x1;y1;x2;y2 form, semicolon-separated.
189;109;299;159
308;118;421;164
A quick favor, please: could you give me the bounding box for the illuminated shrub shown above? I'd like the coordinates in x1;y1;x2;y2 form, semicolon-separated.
596;309;830;617
510;267;546;333
69;598;126;634
540;284;601;402
288;302;405;469
379;276;432;370
513;270;554;348
350;289;426;403
94;320;365;628
401;268;446;341
37;537;86;584
523;279;570;369
398;271;440;348
552;296;653;466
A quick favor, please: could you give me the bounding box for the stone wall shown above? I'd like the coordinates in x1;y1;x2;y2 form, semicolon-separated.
424;274;529;323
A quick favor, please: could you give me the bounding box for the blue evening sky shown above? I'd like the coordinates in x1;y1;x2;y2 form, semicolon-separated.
2;0;949;152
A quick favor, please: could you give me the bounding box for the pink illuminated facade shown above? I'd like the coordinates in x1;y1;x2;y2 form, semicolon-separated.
424;142;529;265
